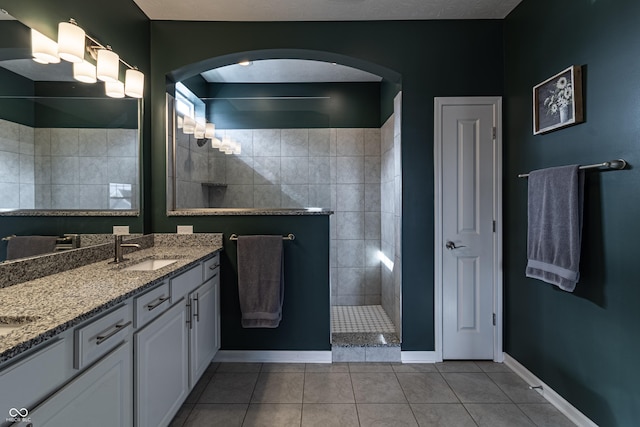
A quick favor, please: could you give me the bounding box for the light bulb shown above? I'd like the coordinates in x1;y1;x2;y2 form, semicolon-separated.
96;48;119;83
57;21;85;63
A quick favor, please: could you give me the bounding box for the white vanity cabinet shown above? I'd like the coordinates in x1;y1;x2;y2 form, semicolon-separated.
26;341;133;427
134;298;189;427
188;273;220;386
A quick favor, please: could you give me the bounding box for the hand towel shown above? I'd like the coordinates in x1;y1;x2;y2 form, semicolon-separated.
237;235;284;328
526;165;584;292
6;236;59;260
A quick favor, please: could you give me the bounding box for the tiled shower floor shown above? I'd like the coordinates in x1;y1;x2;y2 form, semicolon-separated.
331;305;395;333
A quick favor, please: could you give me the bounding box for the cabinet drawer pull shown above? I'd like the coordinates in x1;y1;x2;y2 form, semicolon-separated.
145;295;169;311
96;320;132;345
193;293;200;322
209;264;220;270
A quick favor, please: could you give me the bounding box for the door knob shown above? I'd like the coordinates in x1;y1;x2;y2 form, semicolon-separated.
446;241;466;250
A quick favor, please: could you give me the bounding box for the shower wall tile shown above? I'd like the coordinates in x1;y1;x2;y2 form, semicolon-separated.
253;129;281;156
51;157;79;184
226;157;254;184
281;129;309;157
364;128;381;156
19;126;34;154
50;128;79;156
336;239;364;268
208;157;227;183
78;185;108;209
364;156;381;184
19;184;34;209
79;157;108;185
336;156;364;184
281;184;308;207
223;184;254;207
0;119;20;143
309;184;332;208
226;129;254;158
107;128;137;157
309;157;331;184
281;157;309;184
336;128;364;156
51;184;78;209
337;267;365;295
254;156;280;185
107;157;137;184
365;240;381;268
0;136;19;154
34;184;52;209
0;152;19;183
0;183;19;209
336;184;364;212
34;128;51;156
254;184;282;208
309;128;330;156
19;154;34;184
364;211;381;240
335;211;364;240
78;129;108;157
364;183;380;212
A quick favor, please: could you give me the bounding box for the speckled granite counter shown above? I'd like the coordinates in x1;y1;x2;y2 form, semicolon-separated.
167;208;333;216
0;233;222;364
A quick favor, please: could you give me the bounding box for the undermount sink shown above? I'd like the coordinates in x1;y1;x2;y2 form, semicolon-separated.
122;259;178;271
0;316;39;337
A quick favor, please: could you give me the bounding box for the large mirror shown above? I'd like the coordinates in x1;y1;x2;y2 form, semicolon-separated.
0;11;141;214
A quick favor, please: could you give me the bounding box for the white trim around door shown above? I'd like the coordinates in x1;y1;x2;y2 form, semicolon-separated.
433;96;503;362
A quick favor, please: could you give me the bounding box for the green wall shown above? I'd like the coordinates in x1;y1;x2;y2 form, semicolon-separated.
504;0;640;424
0;0;150;236
151;20;504;351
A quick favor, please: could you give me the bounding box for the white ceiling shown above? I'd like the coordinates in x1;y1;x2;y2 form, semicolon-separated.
133;0;522;21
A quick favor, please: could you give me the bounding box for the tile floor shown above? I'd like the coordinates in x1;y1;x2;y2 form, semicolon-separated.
331;305;396;333
170;361;576;426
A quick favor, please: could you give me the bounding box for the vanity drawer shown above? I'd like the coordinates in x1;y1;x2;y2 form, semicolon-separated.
74;303;132;370
203;252;220;281
170;263;203;302
135;282;171;328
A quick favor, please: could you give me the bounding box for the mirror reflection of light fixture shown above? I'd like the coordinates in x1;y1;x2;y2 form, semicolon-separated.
96;48;119;83
105;80;125;98
182;116;196;134
57;20;85;63
238;60;252;66
73;60;97;83
233;141;241;155
31;29;60;64
205;123;216;139
124;68;144;98
211;138;221;148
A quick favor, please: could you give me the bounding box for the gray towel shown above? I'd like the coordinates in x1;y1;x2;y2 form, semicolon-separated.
6;236;59;260
237;235;284;328
526;165;584;292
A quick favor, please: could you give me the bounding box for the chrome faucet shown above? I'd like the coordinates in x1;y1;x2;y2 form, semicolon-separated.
111;235;141;264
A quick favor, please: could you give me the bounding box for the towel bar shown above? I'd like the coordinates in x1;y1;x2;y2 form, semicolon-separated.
518;159;627;178
229;233;295;241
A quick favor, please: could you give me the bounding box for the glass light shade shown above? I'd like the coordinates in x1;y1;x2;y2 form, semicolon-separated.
57;21;85;63
31;29;60;64
194;129;205;139
73;60;96;83
96;49;119;82
177;116;183;129
233;141;241;155
211;138;221;148
224;148;233;155
205;123;216;139
182;116;196;134
105;80;125;98
220;137;231;151
124;69;144;98
195;119;206;135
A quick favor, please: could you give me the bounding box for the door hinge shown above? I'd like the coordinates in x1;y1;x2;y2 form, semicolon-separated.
492;220;496;232
492;126;496;140
492;313;496;326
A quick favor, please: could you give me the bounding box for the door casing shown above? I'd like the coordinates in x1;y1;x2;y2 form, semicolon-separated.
433;96;503;362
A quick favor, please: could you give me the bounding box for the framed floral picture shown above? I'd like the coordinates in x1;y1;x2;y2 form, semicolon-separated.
533;65;583;134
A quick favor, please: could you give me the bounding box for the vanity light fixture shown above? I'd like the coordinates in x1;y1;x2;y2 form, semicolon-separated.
96;48;120;83
124;68;144;98
105;80;125;98
73;60;97;83
211;138;221;148
31;29;60;64
182;116;196;134
233;141;241;155
57;20;85;63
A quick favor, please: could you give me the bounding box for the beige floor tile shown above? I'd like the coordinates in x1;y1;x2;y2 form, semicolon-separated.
251;372;305;403
518;403;577;427
396;373;459;403
351;372;407;403
392;363;438;373
182;404;247;427
435;361;482;373
488;373;547;403
304;372;355;403
305;362;350;373
349;362;394;372
442;372;511;403
357;403;418;426
243;403;302;427
411;403;477;427
199;372;259;403
301;403;359;427
261;363;306;373
465;403;536;427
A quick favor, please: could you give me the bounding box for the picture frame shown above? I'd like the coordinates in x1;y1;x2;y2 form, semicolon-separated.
533;65;583;135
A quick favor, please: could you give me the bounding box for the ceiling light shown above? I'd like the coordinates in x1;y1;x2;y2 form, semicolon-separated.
124;68;144;98
73;60;96;83
96;48;120;82
31;29;60;64
57;20;85;63
105;80;125;98
238;60;252;66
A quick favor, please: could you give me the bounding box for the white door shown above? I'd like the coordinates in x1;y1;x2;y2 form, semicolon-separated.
434;97;502;361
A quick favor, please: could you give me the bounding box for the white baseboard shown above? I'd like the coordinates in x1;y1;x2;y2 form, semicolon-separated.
401;351;438;363
503;353;597;427
213;350;332;363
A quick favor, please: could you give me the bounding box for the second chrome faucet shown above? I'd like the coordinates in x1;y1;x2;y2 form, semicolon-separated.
111;235;141;264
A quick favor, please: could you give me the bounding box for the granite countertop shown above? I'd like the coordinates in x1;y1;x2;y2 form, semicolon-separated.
167;208;333;216
0;237;222;364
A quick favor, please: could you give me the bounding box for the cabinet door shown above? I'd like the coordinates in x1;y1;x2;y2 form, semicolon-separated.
189;276;219;387
27;341;132;427
135;299;189;427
